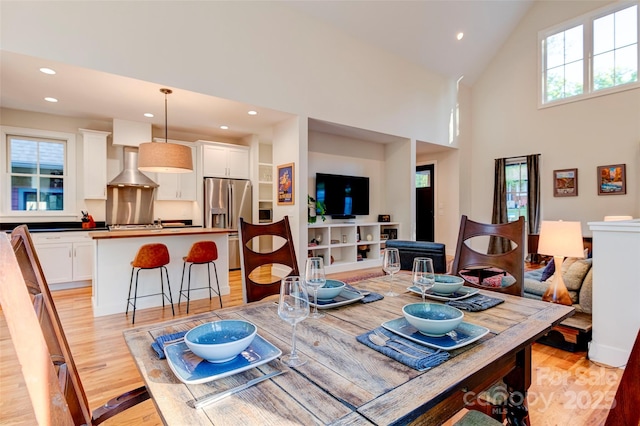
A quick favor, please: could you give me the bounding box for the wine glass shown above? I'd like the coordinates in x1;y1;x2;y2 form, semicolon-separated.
305;257;326;319
278;276;310;367
383;248;401;296
412;257;435;303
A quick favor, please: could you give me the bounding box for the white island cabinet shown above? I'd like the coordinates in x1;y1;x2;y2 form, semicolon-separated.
89;228;231;317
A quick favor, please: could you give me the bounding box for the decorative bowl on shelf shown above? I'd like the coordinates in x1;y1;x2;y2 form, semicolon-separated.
184;320;257;363
431;274;465;295
315;279;346;300
402;303;464;337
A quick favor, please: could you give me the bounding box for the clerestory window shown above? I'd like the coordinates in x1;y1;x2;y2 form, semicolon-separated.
540;2;638;106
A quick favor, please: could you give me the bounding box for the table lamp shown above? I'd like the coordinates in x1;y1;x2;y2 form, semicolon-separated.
537;220;584;305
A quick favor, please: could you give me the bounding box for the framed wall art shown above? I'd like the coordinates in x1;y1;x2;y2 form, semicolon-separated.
553;168;578;197
597;164;626;195
277;163;295;205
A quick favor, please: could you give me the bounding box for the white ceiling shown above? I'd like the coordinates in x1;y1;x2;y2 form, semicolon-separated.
0;1;533;148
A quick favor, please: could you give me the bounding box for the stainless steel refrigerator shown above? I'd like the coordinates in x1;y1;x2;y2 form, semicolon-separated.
204;178;252;270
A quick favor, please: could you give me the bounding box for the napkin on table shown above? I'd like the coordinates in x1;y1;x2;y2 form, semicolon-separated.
356;327;449;371
151;331;187;359
343;284;384;303
446;294;504;312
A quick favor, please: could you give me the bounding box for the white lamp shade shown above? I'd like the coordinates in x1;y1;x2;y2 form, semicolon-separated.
537;220;584;258
138;142;193;173
604;216;633;221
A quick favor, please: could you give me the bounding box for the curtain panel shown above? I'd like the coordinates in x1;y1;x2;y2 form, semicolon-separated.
488;158;511;254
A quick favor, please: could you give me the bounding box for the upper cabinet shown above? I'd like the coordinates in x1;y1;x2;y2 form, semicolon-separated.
80;128;110;199
200;141;250;179
154;139;197;201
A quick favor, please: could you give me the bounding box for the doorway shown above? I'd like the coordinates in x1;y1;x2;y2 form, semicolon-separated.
416;164;434;241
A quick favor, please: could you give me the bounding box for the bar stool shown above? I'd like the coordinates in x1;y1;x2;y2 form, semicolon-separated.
179;240;222;313
126;243;175;324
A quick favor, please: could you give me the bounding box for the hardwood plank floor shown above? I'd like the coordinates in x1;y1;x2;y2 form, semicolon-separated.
0;268;620;425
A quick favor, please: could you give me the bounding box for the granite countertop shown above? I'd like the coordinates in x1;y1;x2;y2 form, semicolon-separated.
1;221;108;233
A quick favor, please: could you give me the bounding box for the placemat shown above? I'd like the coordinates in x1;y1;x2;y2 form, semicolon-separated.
446;294;504;312
151;331;187;359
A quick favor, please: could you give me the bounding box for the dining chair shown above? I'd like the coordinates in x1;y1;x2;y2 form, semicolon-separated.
238;216;300;303
451;215;525;297
5;225;149;425
178;240;222;313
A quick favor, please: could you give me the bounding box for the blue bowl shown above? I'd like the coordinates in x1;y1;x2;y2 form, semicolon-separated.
185;320;257;363
315;279;346;300
431;274;465;295
402;303;464;337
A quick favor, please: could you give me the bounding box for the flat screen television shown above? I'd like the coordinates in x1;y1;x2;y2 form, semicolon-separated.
316;173;369;219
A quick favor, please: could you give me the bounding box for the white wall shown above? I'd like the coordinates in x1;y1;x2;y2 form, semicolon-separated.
0;1;456;148
470;0;639;235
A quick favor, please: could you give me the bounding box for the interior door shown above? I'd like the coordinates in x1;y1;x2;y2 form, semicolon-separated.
416;164;435;241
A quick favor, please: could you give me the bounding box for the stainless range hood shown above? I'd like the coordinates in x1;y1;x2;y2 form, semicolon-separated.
107;147;158;226
108;147;158;187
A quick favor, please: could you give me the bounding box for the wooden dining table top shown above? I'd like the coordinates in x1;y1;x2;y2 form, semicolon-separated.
123;273;574;425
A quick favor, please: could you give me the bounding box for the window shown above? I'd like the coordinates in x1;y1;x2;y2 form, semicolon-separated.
416;169;431;188
1;126;76;217
540;2;638;105
506;160;527;223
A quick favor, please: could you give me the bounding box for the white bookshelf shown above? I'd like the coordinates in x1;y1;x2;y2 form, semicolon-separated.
307;222;400;273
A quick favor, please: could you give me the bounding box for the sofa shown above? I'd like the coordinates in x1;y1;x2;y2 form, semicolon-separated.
384;240;447;273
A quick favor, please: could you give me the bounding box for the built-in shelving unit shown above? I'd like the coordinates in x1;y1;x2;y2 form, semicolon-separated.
307;222;400;273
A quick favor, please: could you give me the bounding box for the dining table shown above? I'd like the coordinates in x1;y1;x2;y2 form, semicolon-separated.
123;273;574;425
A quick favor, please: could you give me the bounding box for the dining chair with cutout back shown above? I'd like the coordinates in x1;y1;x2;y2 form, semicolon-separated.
5;225;149;425
451;215;525;297
238;216;300;303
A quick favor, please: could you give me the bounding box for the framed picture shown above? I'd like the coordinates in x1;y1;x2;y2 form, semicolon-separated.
277;163;295;205
553;168;578;197
597;164;626;195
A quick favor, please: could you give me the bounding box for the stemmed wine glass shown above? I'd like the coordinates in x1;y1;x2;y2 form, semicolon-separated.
278;276;310;367
383;248;401;297
412;257;435;303
305;257;326;319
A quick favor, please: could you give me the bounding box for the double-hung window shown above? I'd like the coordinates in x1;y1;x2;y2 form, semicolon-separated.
506;159;528;223
540;2;639;106
1;126;76;217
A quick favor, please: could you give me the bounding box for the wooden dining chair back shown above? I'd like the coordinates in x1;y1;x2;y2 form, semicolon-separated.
451;215;525;297
238;216;300;303
4;225;149;425
604;327;640;426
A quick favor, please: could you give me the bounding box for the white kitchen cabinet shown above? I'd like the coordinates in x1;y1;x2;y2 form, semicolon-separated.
32;232;94;288
201;142;249;179
307;222;400;273
154;140;197;201
80;128;110;199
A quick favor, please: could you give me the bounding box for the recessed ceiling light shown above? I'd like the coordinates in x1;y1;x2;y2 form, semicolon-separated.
39;67;56;75
248;110;258;116
144;113;154;118
220;125;229;130
456;32;464;41
44;97;58;103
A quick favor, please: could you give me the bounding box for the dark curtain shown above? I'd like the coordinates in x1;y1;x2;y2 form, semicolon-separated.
526;154;541;235
488;158;511;254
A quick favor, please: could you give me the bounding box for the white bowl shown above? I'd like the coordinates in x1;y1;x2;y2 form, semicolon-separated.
184;320;257;363
431;274;465;295
315;279;346;300
402;303;464;337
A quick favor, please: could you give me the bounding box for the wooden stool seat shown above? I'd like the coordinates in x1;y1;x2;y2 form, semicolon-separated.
178;241;222;313
126;243;174;324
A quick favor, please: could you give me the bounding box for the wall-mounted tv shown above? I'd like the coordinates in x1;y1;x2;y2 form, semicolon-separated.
316;173;370;219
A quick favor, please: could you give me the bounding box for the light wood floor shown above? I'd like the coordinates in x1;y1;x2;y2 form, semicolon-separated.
0;268;620;425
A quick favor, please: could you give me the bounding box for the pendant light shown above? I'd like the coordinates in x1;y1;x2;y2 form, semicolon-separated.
138;88;193;173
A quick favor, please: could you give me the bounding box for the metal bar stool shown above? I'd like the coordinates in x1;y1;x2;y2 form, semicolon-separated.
178;240;222;313
126;243;175;324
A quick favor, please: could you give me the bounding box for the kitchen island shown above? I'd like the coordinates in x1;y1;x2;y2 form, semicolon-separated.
89;228;233;317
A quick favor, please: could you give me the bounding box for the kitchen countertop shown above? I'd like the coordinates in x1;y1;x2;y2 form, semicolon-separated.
89;227;234;239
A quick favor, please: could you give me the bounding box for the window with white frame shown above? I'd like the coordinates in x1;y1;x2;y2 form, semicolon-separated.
1;126;76;217
505;159;528;223
540;2;638;105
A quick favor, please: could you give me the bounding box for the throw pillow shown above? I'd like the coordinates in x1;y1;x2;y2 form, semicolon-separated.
540;260;555;282
561;258;592;291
